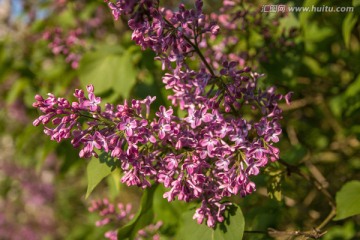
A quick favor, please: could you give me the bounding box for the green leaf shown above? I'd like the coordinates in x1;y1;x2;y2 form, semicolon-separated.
353;0;360;7
330;74;360;117
112;48;137;99
344;74;360;98
334;180;360;220
176;204;245;240
85;152;116;199
299;0;320;27
303;56;326;76
79;50;121;93
265;163;284;201
329;95;345;118
342;13;357;48
267;175;283;201
56;7;77;28
153;185;186;231
5;78;27;104
117;185;157;239
303;24;334;43
323;221;356;240
79;46;137;99
283;145;307;164
278;12;300;31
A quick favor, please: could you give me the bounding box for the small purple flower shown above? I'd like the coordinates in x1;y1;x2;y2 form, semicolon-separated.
199;133;218;156
184;105;200;128
156;106;173;121
94;131;109;152
82;86;101;111
106;1;121;21
157;119;171;139
163;179;181;202
215;157;230;171
118;118;137;136
79;134;103;158
284;91;293;105
198;106;213;124
163;154;179;170
215;122;232;138
229;130;246;146
141;96;156;118
254;118;268;136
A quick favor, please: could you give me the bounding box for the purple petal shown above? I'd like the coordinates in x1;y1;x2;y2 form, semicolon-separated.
285;92;293;105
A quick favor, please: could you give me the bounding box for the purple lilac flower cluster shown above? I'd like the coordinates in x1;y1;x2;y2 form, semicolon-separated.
89;199;162;240
42;27;85;69
34;0;292;227
88;198;133;240
42;2;109;69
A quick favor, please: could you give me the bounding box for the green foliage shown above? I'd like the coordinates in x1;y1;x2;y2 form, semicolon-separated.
354;0;360;7
323;221;356;240
176;204;245;240
79;45;137;99
86;152;117;199
265;163;285;201
342;13;358;49
334;181;360;220
117;185;157;239
153;185;187;233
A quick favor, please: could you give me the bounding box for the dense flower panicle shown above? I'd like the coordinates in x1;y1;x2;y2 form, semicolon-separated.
34;0;292;228
33;81;287;226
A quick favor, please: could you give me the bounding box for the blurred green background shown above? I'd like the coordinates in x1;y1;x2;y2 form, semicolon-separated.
0;0;359;239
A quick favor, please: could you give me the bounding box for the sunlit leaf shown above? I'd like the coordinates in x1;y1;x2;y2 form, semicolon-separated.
265;163;284;201
57;8;77;28
334;181;360;220
79;46;137;99
344;74;360;98
303;56;326;76
111;48;137;99
85;152;116;199
267;175;283;201
299;0;320;27
79;50;123;93
342;13;357;48
176;204;245;240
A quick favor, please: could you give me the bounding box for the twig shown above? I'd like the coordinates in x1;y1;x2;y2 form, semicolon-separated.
268;228;327;239
162;17;216;77
278;157;337;234
316;208;336;231
244;228;328;239
278;158;335;208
